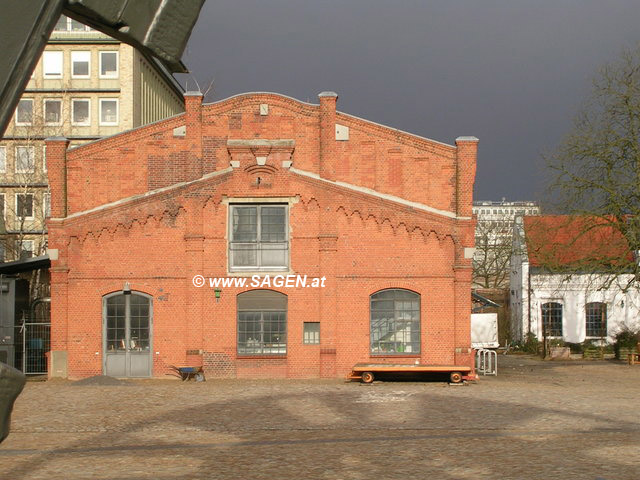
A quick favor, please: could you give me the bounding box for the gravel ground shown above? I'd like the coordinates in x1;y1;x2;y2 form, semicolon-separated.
0;355;639;479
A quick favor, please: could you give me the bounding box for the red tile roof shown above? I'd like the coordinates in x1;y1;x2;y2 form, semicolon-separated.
523;215;633;269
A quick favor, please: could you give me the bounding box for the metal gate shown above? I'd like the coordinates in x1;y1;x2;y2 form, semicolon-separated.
21;322;50;375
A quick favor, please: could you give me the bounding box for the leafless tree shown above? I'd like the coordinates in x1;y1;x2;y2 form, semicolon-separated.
473;218;513;289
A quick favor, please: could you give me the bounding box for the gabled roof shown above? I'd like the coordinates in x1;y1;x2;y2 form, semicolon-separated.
523;215;633;269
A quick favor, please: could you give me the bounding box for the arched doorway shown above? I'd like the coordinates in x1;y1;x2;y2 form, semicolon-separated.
103;291;153;377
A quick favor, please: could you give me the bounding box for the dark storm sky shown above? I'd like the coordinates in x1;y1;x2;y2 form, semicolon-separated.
176;0;640;203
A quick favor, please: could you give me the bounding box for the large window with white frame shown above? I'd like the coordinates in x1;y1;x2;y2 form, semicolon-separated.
15;99;33;125
229;204;289;271
585;302;607;338
71;51;91;78
99;98;119;125
16;193;34;220
541;302;563;337
42;51;63;78
0;147;5;173
43;99;62;125
71;99;90;125
15;146;35;173
370;289;421;354
99;51;119;78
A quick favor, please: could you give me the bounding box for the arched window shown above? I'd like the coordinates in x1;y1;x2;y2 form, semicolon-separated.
237;290;287;355
541;302;563;337
585;302;607;337
370;289;420;354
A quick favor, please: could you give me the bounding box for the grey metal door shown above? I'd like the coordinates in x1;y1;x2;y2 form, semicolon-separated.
103;293;152;378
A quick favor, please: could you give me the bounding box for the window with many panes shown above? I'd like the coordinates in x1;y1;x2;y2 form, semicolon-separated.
303;322;320;344
72;99;90;125
54;15;93;32
71;51;90;78
99;51;118;78
15;99;33;125
585;302;607;337
16;193;34;219
99;98;118;125
541;302;563;337
44;99;62;125
229;204;288;271
15;146;34;173
237;290;287;355
370;289;420;354
105;293;151;351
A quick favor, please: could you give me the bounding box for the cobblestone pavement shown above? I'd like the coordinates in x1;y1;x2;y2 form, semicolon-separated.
1;355;639;479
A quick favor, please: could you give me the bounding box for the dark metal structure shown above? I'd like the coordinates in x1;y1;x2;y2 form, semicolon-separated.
0;0;205;137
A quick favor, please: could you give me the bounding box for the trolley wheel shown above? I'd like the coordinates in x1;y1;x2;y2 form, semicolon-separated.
450;371;463;384
195;372;206;382
361;371;375;384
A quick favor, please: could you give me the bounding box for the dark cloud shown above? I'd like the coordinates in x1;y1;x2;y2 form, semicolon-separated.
177;0;640;202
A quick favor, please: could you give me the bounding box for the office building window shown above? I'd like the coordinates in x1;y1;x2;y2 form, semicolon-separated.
16;194;34;219
15;99;33;125
99;98;119;125
99;51;119;78
15;146;35;173
72;99;90;125
43;51;63;78
71;51;91;78
43;99;62;125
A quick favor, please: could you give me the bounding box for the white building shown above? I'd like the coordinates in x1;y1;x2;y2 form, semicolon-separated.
472;200;540;289
510;215;640;343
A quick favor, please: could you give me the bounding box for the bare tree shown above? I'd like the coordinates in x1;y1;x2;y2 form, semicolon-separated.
546;45;640;290
473;218;513;289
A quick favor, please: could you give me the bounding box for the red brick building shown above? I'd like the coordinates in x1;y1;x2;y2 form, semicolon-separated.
45;91;478;379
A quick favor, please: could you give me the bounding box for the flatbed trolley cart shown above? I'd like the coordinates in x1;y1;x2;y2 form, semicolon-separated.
347;363;473;384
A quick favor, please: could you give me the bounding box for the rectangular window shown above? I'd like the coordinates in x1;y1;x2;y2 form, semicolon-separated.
303;322;320;345
42;51;63;78
19;240;34;260
0;193;5;220
72;99;90;125
0;147;5;173
15;99;33;125
42;146;47;172
15;146;35;173
541;302;563;337
43;193;51;218
99;51;119;78
53;15;68;31
71;51;90;78
16;193;34;219
99;98;119;125
586;303;607;337
229;204;288;271
43;99;62;125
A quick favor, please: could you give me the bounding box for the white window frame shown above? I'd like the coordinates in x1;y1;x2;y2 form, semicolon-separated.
99;98;119;126
15;146;35;173
15;99;33;126
71;98;91;126
42;146;47;173
99;51;119;78
43;98;63;126
43;193;51;218
0;146;6;173
19;240;35;259
71;51;91;78
42;51;63;79
15;193;34;220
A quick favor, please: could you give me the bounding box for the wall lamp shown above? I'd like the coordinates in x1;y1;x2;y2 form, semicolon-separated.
214;289;222;302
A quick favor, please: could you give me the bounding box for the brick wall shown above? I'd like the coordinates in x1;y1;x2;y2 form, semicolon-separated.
47;91;477;379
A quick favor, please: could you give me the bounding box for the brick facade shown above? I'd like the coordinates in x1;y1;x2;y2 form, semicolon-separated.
47;91;477;379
